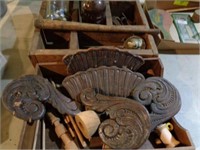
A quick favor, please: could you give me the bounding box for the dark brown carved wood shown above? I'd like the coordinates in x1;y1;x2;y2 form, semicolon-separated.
63;47;144;75
62;66;145;100
80;88;151;149
62;66;181;131
131;77;182;131
1;75;80;121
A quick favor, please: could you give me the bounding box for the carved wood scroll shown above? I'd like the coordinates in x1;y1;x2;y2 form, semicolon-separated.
1;75;80;121
131;77;182;131
63;47;144;75
63;66;181;131
80;88;151;149
62;66;145;100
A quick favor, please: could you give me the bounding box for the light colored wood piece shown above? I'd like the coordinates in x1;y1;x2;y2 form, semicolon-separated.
156;123;180;148
75;110;100;140
47;112;78;150
64;116;76;138
68;115;88;148
35;18;159;33
42;119;45;150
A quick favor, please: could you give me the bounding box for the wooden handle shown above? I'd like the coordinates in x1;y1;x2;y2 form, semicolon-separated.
34;18;160;34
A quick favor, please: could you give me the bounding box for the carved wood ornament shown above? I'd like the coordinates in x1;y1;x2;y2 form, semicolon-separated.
62;66;181;131
1;75;80;121
80;88;151;149
131;77;182;130
63;47;144;75
62;66;144;100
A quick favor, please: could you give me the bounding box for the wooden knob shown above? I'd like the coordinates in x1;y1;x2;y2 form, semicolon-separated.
75;110;100;139
192;9;200;23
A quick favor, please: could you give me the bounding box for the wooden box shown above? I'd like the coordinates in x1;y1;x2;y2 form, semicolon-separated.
29;0;160;67
17;61;195;150
29;29;159;67
35;0;151;31
144;0;200;54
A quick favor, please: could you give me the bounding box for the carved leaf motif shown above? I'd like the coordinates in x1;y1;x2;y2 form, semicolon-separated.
80;88;150;149
131;77;181;130
1;75;80;121
62;66;145;101
63;47;144;74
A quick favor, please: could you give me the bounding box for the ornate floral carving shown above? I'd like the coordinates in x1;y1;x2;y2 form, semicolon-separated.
80;88;151;149
1;75;80;121
63;47;144;74
62;66;145;101
131;77;181;130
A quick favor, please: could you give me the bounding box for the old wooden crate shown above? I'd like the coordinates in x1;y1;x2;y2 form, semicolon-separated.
35;0;152;31
17;61;194;150
29;0;159;67
144;0;200;54
29;29;159;67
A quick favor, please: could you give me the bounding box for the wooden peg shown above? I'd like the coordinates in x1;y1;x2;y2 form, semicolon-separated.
68;115;88;148
47;112;78;149
64;116;76;138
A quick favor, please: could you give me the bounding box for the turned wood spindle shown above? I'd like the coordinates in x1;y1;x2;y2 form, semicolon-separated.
47;112;78;150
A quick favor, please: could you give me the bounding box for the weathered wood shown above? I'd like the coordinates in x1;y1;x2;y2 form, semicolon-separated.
105;1;112;25
35;57;163;78
69;31;79;49
18;121;37;149
62;66;145;100
35;18;160;33
63;47;145;75
80;88;151;149
47;112;79;149
35;0;157;34
1;75;80;121
28;61;194;150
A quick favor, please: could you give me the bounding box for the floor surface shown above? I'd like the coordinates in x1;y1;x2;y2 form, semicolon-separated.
0;0;41;149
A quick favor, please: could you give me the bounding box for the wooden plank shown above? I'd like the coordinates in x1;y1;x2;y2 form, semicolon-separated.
18;121;37;149
135;0;150;28
69;31;79;49
37;62;68;76
35;18;158;33
105;1;113;25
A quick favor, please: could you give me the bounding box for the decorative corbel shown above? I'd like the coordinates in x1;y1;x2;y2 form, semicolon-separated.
80;88;151;149
1;75;80;122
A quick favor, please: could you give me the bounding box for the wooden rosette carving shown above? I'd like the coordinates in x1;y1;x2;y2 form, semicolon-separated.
63;47;144;74
62;66;145;100
1;75;80;121
80;88;151;149
131;77;182;130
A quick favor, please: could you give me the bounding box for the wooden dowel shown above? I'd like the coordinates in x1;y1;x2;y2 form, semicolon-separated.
34;18;160;34
32;120;40;150
68;115;88;148
42;119;45;150
64;116;76;138
47;112;78;149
